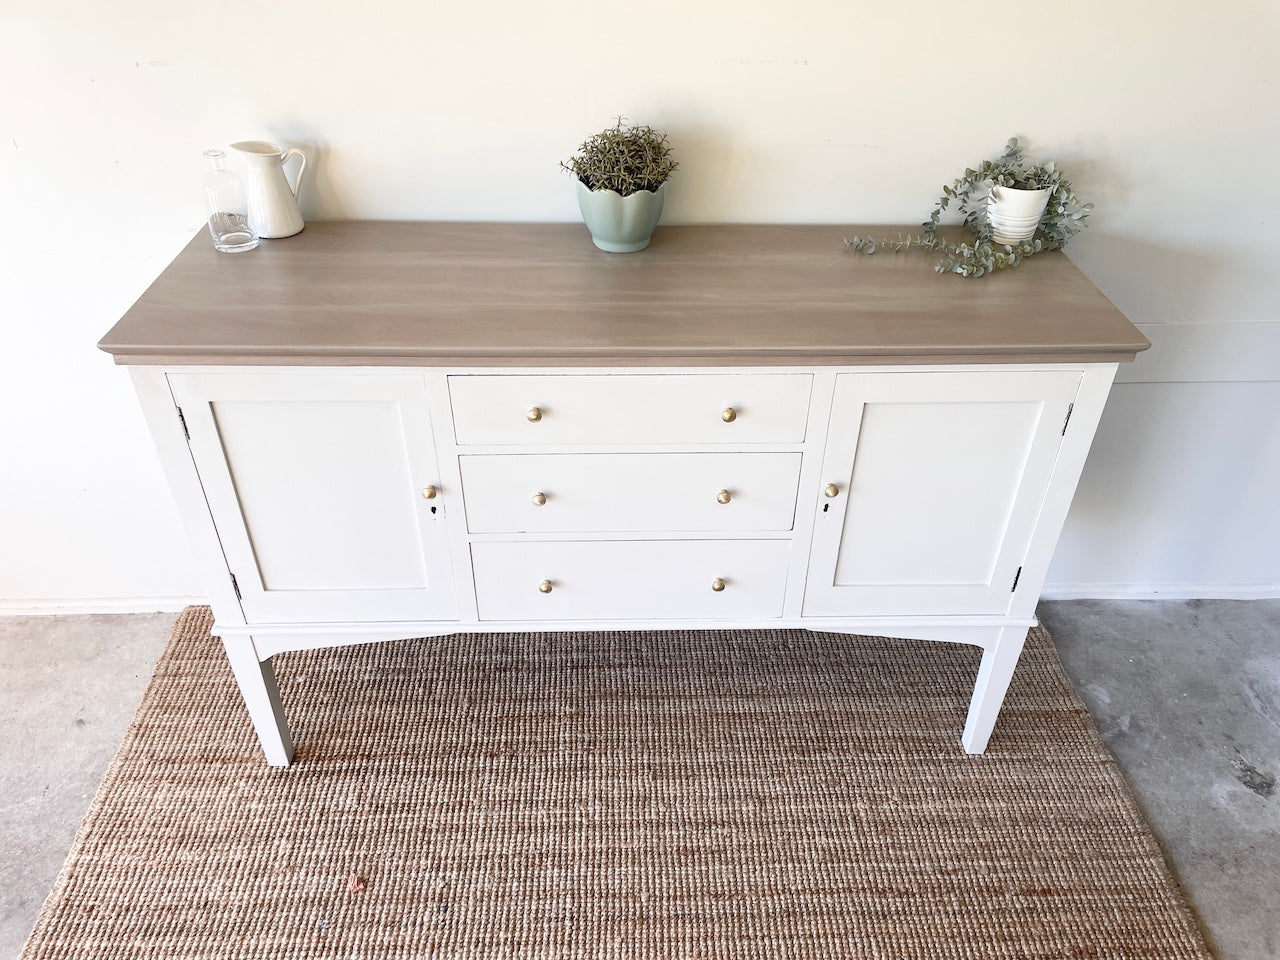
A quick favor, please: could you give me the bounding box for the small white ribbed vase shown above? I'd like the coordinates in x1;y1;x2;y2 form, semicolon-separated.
986;185;1052;244
575;181;666;253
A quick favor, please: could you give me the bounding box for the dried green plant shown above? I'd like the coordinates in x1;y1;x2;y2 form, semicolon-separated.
562;119;678;197
845;138;1093;277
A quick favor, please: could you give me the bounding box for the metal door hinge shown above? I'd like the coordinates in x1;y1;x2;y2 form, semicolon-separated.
1011;566;1023;592
230;573;242;600
1062;403;1074;436
177;407;190;440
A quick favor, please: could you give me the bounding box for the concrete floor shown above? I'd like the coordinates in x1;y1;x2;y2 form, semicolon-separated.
1;602;1277;960
1038;599;1280;960
0;613;176;960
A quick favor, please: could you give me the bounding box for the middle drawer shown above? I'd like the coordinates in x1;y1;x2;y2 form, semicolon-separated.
458;453;803;534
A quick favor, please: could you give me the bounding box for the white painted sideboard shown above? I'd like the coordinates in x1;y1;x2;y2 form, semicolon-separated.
101;222;1148;765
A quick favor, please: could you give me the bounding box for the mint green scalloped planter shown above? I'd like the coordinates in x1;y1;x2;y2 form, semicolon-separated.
575;181;666;253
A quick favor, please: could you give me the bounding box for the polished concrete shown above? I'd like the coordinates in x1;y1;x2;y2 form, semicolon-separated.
2;601;1277;959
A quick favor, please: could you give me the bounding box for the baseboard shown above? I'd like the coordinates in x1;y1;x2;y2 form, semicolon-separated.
0;596;207;616
1041;583;1280;600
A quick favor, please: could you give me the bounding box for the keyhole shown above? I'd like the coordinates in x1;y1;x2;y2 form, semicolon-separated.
822;503;829;513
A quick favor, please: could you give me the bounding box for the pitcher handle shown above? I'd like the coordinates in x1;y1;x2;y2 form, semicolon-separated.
280;148;307;201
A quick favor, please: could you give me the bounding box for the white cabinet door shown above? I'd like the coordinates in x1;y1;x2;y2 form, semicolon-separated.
804;370;1081;616
169;373;457;624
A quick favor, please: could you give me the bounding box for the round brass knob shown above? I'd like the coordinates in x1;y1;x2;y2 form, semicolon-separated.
526;406;543;423
420;484;438;500
711;578;726;592
716;489;732;505
538;579;553;594
824;483;840;498
721;407;737;423
531;492;547;507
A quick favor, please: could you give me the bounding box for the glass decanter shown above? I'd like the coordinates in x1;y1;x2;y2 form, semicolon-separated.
201;149;259;253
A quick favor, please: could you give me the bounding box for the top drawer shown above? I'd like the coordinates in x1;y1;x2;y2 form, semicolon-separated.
449;374;812;446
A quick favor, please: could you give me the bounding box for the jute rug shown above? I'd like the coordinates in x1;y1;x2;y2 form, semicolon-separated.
21;607;1211;959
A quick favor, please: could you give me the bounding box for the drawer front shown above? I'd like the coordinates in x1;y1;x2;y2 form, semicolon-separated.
449;374;812;445
459;453;802;533
471;540;791;621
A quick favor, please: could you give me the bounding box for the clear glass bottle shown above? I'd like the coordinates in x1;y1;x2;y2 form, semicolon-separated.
201;149;259;253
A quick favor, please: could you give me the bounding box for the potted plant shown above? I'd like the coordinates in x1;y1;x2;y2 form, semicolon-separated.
562;119;678;253
846;138;1093;277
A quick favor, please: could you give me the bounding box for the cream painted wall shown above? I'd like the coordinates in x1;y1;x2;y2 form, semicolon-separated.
2;0;1278;609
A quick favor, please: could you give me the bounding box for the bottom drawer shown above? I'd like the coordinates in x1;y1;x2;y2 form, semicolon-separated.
471;540;790;621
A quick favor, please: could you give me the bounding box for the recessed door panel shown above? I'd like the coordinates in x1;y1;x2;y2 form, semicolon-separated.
832;400;1039;586
211;400;426;591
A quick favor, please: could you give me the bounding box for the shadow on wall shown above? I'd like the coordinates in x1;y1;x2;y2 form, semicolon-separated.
654;124;754;224
1070;231;1234;326
1199;388;1280;581
262;123;346;222
1049;206;1280;592
1057;335;1280;591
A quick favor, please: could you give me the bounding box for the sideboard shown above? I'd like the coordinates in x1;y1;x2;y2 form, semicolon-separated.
100;222;1148;766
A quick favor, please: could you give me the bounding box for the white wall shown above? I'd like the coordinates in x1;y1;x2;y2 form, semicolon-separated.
2;0;1277;610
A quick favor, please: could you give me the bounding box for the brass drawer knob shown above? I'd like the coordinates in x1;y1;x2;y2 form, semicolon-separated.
531;491;547;507
538;579;553;594
824;483;840;498
716;489;732;505
420;484;438;500
721;407;737;423
711;578;726;592
526;406;543;423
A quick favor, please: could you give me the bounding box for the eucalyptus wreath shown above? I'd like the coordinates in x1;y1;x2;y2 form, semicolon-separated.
845;138;1093;277
562;119;678;197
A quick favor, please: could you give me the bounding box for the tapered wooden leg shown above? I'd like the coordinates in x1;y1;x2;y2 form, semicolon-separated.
220;637;295;766
962;626;1029;754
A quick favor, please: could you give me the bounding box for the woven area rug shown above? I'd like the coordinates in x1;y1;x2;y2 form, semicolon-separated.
22;607;1211;959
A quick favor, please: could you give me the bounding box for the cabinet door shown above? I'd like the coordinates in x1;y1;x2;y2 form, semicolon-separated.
804;370;1081;616
169;373;457;624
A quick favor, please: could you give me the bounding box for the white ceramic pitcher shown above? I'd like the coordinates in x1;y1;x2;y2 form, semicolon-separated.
231;140;306;238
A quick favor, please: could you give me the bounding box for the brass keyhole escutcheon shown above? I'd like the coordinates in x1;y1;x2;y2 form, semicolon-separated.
538;579;553;594
716;489;732;505
711;578;726;592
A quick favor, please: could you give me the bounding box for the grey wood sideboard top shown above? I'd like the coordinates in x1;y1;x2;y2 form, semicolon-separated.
98;221;1148;366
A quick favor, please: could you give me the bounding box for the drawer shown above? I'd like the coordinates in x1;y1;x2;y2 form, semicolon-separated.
449;374;812;445
471;540;790;621
459;452;802;533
